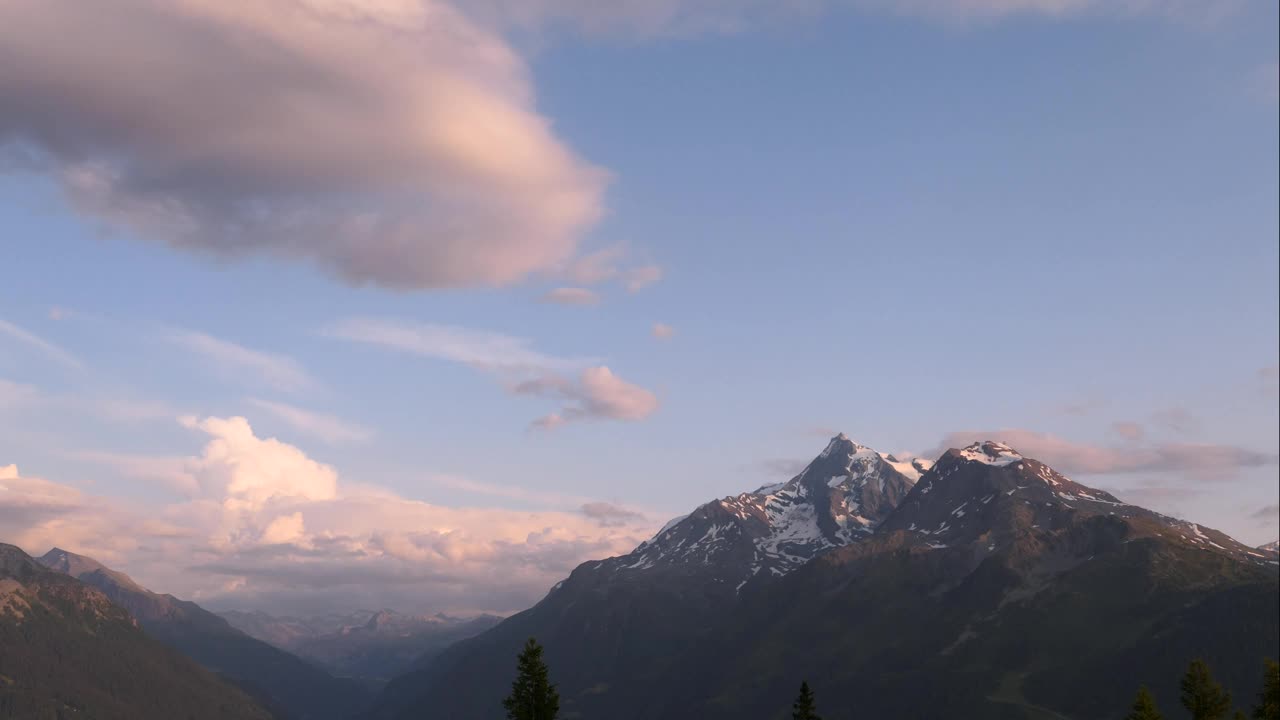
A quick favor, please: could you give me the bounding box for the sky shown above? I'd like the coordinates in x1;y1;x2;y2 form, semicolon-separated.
0;0;1277;616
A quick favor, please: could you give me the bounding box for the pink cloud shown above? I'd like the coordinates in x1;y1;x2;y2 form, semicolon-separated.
519;366;659;428
0;0;606;289
932;429;1278;479
0;418;658;614
539;287;601;305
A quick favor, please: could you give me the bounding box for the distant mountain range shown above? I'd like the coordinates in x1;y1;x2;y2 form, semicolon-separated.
371;436;1280;720
36;547;373;719
0;543;272;720
220;608;502;687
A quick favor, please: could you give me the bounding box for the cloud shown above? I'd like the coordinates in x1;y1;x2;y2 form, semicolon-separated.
464;0;1224;37
1099;482;1200;520
0;418;656;613
579;501;645;527
563;243;663;293
652;323;676;340
1150;407;1199;435
259;512;307;545
326;317;590;372
624;265;663;292
0;378;42;410
1249;504;1278;524
327;317;656;427
0;0;606;290
0;316;83;370
429;474;593;508
518;366;659;428
171;330;315;392
1254;61;1279;104
246;398;372;444
1111;421;1144;441
932;429;1279;479
179;415;339;514
72;451;199;496
539;287;600;306
1261;365;1279;395
756;458;810;478
0;377;178;425
1055;397;1105;416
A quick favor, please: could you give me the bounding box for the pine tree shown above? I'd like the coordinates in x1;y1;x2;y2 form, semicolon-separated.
1126;686;1164;720
1181;659;1233;720
1254;658;1279;720
503;638;560;720
792;681;822;720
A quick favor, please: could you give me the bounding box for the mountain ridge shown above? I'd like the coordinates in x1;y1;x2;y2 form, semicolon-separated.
1;543;274;720
372;436;1279;720
36;547;373;719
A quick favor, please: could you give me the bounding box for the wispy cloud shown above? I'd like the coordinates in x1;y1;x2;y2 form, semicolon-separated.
468;0;1227;37
1249;504;1278;524
540;287;601;306
563;243;663;293
326;317;592;372
1110;421;1145;441
651;323;676;340
0;316;83;370
579;501;646;527
0;378;42;409
1253;61;1279;104
171;330;315;392
246;398;372;444
625;265;663;292
933;428;1278;479
327;317;657;429
1150;407;1199;435
430;474;593;507
72;450;198;496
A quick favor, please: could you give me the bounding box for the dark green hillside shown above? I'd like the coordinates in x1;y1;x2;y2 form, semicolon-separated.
38;547;373;719
0;543;273;720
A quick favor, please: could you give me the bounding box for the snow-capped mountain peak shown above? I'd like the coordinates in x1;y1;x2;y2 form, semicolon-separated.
614;435;918;591
956;440;1023;467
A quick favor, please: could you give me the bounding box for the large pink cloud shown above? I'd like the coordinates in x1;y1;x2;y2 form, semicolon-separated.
0;0;605;289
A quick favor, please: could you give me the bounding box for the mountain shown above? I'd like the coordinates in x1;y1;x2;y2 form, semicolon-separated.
647;441;1279;718
373;438;1279;720
369;434;922;719
1261;540;1279;556
0;543;272;720
37;548;373;719
221;608;502;687
220;609;326;649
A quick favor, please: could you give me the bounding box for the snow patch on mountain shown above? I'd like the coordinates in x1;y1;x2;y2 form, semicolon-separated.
957;441;1023;467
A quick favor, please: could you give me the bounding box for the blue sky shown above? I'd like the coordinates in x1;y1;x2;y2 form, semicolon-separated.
0;0;1276;613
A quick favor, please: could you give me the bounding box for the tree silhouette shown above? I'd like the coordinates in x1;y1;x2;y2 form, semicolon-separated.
503;638;560;720
1254;659;1279;720
1126;686;1164;720
1181;659;1232;720
792;681;822;720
